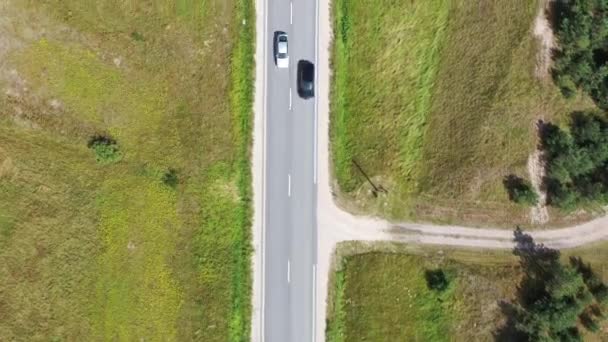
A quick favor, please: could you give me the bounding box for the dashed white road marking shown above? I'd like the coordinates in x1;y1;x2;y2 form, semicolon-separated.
312;264;317;342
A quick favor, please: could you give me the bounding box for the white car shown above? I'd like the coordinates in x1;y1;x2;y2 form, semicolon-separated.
274;32;289;68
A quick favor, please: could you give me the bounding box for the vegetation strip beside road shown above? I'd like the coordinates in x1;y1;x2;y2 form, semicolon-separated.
229;0;255;339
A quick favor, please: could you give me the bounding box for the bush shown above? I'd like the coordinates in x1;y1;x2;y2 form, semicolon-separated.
87;135;122;165
503;175;539;206
162;168;179;188
424;269;449;292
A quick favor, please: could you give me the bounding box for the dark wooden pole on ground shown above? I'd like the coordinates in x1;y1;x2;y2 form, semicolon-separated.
351;159;387;197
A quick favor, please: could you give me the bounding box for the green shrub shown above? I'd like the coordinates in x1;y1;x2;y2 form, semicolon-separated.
130;31;145;42
503;175;538;206
88;135;122;165
424;269;450;292
513;187;539;206
161;168;178;188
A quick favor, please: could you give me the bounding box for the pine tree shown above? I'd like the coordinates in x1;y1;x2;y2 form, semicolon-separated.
510;229;607;341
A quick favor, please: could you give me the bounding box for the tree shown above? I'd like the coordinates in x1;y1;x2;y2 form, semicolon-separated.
541;113;608;210
503;229;607;341
553;0;608;109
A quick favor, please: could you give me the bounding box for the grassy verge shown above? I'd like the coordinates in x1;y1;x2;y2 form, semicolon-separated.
326;268;347;342
228;0;255;338
331;0;596;226
326;242;608;341
94;175;182;339
0;0;254;340
332;0;450;194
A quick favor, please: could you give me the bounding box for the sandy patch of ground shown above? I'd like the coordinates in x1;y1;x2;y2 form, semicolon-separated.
528;149;549;225
529;0;554;223
533;0;555;80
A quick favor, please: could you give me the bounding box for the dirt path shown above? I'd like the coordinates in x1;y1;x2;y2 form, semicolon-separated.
533;0;555;80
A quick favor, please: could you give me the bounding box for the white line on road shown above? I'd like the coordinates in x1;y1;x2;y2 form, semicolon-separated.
312;264;317;342
287;260;291;283
313;0;319;185
290;2;293;25
289;88;292;110
258;0;269;338
313;100;318;184
288;174;291;197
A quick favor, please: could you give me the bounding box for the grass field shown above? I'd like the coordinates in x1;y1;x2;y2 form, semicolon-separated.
0;0;253;340
326;242;608;342
331;0;596;226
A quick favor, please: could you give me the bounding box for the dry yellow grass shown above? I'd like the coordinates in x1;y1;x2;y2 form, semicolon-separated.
0;0;254;340
331;0;596;226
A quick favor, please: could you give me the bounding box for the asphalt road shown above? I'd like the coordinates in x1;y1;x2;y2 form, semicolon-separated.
262;0;318;341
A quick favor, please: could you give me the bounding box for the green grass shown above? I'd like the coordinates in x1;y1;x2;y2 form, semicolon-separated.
326;242;608;342
331;0;597;225
228;0;255;338
326;269;347;342
0;0;253;340
332;0;449;194
94;176;182;340
326;249;515;341
17;39;169;165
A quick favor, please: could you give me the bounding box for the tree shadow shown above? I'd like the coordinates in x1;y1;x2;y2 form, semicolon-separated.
544;0;560;33
87;134;117;148
536;120;561;153
512;227;560;304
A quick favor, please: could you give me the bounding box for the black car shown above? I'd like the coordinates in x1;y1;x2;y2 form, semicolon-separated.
297;60;314;99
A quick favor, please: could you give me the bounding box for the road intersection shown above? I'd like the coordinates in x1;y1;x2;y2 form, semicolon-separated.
251;0;608;341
